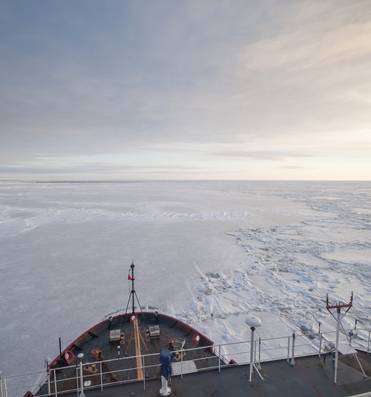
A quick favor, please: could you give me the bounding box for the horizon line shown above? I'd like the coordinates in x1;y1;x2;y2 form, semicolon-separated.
1;178;371;184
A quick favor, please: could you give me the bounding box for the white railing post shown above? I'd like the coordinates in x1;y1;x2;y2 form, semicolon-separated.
78;353;86;397
218;345;221;373
290;333;296;366
54;368;58;397
100;361;103;391
75;365;79;393
45;358;51;395
287;336;291;363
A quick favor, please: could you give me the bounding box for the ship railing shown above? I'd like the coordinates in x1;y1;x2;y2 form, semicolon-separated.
3;326;370;396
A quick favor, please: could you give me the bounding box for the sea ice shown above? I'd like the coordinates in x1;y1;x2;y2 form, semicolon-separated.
0;181;370;395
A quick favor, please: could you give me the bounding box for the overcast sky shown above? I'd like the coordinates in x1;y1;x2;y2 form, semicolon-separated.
1;0;371;180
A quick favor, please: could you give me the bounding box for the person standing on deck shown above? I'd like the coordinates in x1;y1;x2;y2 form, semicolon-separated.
160;348;172;396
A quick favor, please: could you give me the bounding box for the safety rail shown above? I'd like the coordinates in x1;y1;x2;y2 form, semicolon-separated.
2;326;370;397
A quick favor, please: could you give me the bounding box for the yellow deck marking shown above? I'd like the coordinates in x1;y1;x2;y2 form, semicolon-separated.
132;316;144;380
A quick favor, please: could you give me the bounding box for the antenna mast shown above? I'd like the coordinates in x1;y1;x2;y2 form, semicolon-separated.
326;292;353;384
124;262;147;381
125;261;142;316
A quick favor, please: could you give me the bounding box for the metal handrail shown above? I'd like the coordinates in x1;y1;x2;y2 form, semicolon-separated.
4;324;371;397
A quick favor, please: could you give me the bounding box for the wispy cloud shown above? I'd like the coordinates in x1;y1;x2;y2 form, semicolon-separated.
242;21;371;71
212;149;315;161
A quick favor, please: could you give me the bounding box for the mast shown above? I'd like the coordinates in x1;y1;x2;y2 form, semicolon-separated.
125;261;142;316
130;262;135;315
326;292;353;384
124;261;147;381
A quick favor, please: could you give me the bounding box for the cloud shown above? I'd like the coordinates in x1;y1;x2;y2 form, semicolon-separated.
0;1;371;180
242;21;371;71
212;149;315;161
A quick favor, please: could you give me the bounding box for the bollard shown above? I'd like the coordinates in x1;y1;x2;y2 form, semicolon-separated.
290;333;296;366
287;336;291;363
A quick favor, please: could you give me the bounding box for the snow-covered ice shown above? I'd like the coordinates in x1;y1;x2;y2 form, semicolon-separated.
0;181;370;394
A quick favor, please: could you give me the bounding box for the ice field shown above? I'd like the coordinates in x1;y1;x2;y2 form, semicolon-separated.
0;181;370;393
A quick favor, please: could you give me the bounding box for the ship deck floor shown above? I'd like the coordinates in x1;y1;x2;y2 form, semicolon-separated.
38;312;218;395
64;352;371;397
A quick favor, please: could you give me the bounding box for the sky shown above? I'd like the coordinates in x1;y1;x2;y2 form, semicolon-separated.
1;0;371;181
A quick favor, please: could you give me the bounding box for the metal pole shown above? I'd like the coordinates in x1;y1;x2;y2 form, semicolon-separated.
54;368;58;397
78;354;86;397
3;378;6;397
180;346;183;379
367;331;370;354
254;339;257;365
249;326;255;382
76;366;79;397
59;337;62;359
290;333;296;366
333;309;342;383
143;355;146;391
319;332;323;359
131;262;135;315
0;374;6;397
287;336;291;363
258;337;262;370
218;345;221;373
0;371;3;397
100;361;103;391
46;358;51;395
